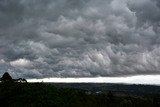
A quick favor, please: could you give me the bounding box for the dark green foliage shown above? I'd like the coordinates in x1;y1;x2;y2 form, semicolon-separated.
0;82;158;107
120;99;133;107
1;72;13;83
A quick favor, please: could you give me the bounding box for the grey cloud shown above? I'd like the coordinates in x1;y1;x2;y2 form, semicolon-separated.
0;0;24;29
0;0;160;78
128;0;160;28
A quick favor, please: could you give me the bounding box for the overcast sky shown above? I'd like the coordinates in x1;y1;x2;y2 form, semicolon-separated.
1;0;160;79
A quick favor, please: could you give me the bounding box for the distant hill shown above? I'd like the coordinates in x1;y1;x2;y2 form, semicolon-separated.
51;83;160;96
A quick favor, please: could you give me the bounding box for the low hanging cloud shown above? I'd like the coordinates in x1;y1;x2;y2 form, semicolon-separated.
0;0;160;78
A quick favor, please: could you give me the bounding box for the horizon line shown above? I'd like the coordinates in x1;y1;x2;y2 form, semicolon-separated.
27;75;160;85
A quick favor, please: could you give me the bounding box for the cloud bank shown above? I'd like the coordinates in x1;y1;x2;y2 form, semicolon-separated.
27;75;160;85
0;0;160;78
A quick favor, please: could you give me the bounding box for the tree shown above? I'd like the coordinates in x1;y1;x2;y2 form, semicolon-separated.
15;78;27;83
107;91;114;102
120;99;133;107
1;72;13;83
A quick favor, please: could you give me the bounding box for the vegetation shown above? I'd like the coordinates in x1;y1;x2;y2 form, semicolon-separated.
0;72;27;83
0;72;160;107
1;72;13;83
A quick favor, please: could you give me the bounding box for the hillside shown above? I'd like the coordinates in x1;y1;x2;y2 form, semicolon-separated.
0;82;160;107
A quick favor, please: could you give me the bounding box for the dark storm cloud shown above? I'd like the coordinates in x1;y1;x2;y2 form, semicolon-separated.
0;0;160;78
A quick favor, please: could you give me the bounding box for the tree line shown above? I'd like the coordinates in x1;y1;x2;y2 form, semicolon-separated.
0;72;27;83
